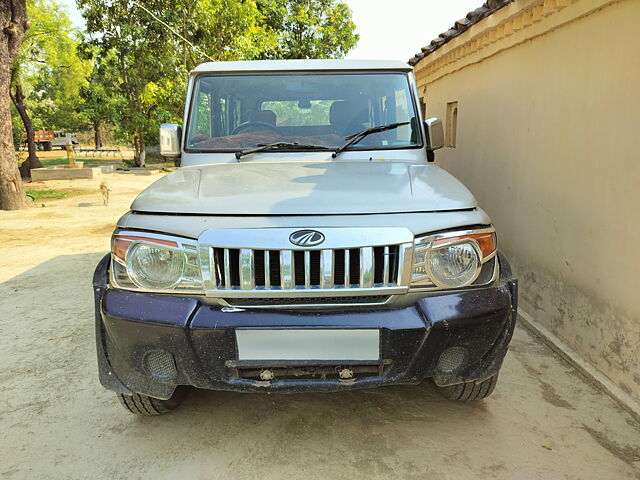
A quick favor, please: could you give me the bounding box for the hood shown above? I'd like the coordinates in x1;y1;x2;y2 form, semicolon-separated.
131;161;477;215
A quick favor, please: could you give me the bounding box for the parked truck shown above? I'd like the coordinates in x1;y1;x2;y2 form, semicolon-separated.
93;59;518;415
31;130;79;151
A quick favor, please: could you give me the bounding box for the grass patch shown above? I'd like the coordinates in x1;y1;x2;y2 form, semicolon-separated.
25;187;96;201
16;156;127;167
37;157;123;166
25;188;68;200
39;158;67;166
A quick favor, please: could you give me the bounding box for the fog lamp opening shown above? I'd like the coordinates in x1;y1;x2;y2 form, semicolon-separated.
437;346;468;373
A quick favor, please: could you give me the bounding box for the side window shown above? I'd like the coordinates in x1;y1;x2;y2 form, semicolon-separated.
379;86;413;144
194;90;211;137
446;101;458;148
217;97;227;136
395;88;409;122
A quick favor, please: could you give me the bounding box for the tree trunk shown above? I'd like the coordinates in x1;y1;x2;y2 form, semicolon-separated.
93;119;102;148
134;131;146;167
118;51;145;168
0;0;29;210
11;79;42;176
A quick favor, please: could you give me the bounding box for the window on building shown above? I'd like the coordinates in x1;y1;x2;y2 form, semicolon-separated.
446;101;458;147
420;99;427;118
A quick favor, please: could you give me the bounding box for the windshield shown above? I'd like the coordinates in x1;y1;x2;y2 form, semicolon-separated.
186;72;421;152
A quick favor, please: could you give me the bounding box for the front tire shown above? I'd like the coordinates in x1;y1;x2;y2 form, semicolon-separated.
117;388;186;415
435;374;499;401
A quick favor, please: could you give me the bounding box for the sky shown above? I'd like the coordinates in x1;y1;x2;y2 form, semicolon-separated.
345;0;482;61
58;0;482;63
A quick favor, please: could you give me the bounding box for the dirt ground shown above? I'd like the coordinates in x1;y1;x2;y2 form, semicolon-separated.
1;172;639;479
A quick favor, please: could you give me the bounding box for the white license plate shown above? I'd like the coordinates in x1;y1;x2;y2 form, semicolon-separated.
236;329;380;361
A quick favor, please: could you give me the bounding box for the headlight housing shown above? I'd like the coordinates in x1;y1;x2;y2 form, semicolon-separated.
110;233;204;293
411;228;497;289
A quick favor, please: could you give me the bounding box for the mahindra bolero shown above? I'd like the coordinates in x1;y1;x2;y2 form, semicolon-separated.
93;59;518;414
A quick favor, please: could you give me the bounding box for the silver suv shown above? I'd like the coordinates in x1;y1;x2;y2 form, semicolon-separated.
93;60;517;415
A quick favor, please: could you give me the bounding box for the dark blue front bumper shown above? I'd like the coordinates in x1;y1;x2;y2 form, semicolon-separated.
93;254;518;399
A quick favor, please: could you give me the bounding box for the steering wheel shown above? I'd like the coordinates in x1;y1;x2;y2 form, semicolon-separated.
232;121;279;135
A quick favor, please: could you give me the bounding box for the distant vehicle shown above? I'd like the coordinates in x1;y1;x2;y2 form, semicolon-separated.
31;130;79;151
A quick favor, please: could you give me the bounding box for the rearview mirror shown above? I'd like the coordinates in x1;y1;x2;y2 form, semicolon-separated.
159;124;182;158
424;118;444;151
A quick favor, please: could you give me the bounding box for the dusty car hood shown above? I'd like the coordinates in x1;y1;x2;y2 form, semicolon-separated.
130;162;477;215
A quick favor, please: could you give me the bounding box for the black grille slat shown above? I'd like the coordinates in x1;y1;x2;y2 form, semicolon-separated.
310;251;321;285
374;247;384;284
348;249;360;285
229;249;240;286
269;250;280;287
254;250;265;287
294;251;305;286
334;250;345;285
389;246;399;283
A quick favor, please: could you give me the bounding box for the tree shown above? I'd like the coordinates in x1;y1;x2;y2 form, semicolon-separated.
78;0;358;166
256;0;359;59
0;0;29;210
79;0;182;166
77;51;121;148
171;0;278;68
12;0;90;176
10;68;40;176
78;0;279;166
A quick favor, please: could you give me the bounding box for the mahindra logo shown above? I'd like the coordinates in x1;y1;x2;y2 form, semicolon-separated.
289;230;325;247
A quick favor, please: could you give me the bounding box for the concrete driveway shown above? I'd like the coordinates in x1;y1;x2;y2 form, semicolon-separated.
1;173;639;479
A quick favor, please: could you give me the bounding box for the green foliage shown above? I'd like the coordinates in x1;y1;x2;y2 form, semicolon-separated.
14;0;92;131
11;106;23;146
25;187;95;200
28;157;116;166
24;188;68;200
176;0;279;64
256;0;359;59
78;0;177;159
7;0;359;172
77;50;122;140
262;100;333;126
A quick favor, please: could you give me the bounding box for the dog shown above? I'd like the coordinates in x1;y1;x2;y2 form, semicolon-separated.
99;181;110;206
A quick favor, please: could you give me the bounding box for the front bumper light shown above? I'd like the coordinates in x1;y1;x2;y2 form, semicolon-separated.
110;232;204;293
411;228;497;289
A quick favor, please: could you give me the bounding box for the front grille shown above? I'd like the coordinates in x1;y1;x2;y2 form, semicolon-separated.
224;295;390;307
210;245;401;291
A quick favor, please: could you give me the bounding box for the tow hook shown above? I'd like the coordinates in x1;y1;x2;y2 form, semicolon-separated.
260;369;275;381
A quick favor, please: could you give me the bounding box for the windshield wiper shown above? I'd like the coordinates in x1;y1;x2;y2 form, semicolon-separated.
331;121;410;158
235;142;331;160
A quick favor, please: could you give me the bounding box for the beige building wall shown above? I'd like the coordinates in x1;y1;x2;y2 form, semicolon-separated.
414;0;640;401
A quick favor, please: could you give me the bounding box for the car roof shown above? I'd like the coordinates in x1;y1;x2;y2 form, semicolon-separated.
191;59;412;74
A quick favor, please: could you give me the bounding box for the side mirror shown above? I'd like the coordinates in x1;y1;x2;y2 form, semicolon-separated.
159;124;182;158
424;118;444;151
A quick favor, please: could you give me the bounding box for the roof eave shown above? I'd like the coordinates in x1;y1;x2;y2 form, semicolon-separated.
408;0;513;66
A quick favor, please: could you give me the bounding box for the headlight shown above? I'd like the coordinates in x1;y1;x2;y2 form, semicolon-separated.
110;233;203;293
428;242;480;287
128;243;186;290
411;228;497;289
